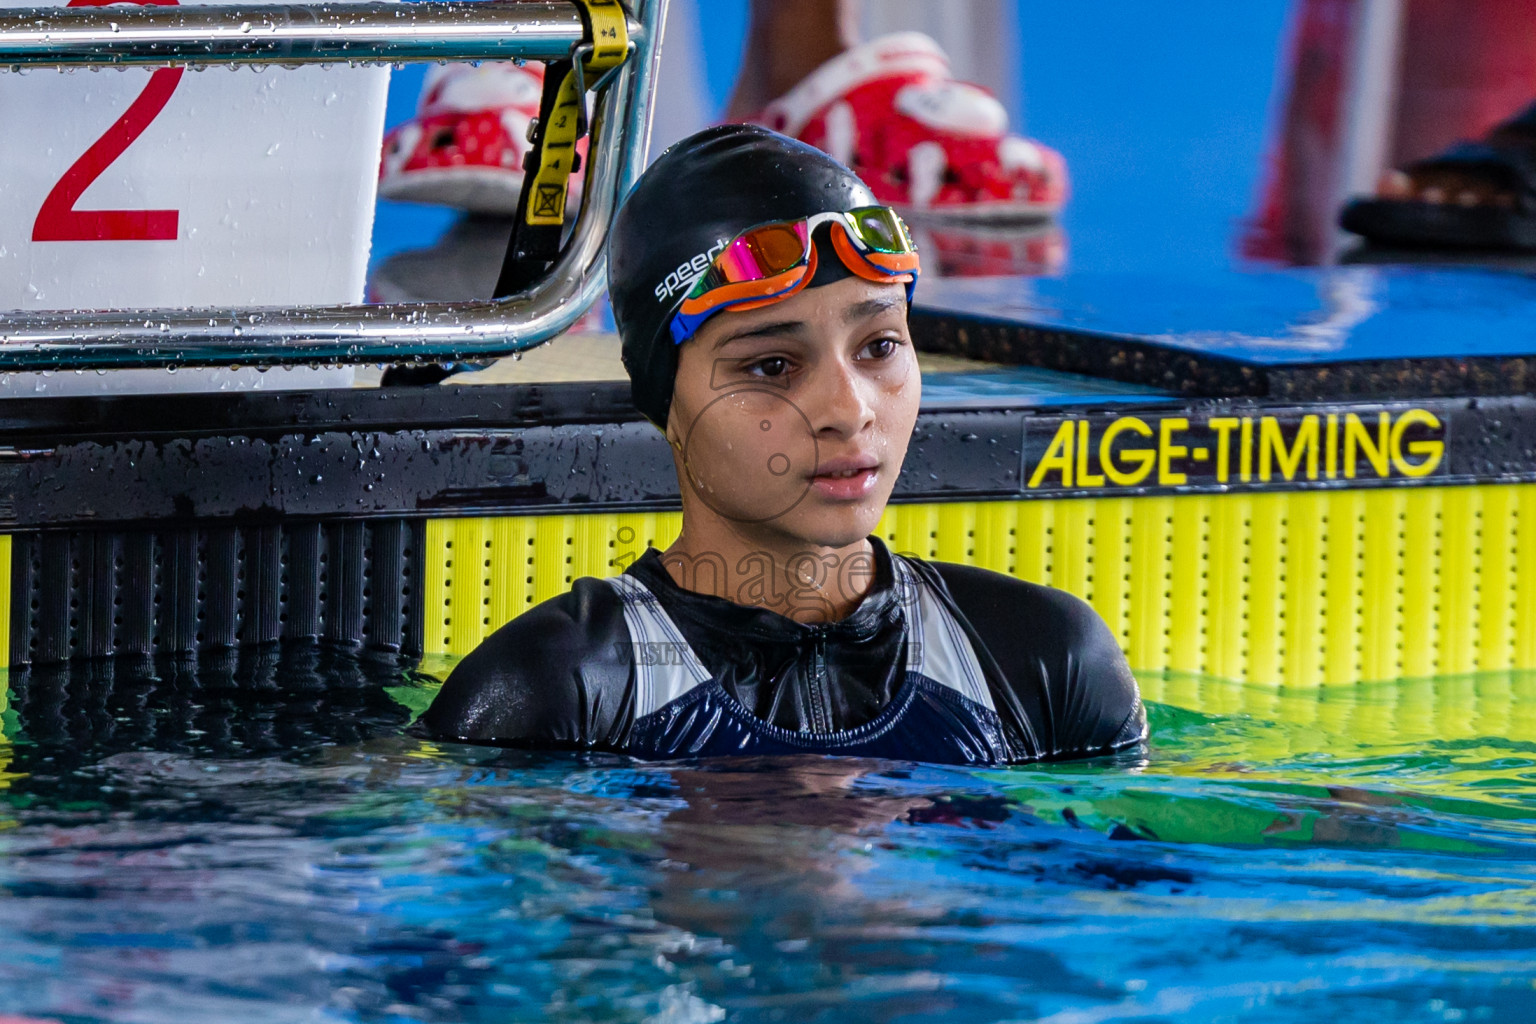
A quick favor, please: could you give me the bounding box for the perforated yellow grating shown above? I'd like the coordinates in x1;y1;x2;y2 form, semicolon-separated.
421;512;683;659
420;483;1536;687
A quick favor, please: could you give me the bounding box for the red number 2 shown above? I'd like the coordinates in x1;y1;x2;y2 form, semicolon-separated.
32;0;182;242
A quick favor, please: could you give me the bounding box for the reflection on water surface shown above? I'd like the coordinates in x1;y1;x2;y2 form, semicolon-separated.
0;650;1530;1023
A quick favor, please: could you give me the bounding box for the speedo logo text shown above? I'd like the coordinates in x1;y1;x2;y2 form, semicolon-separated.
654;240;727;301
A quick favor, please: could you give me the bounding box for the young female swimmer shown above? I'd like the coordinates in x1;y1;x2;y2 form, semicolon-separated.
419;125;1146;763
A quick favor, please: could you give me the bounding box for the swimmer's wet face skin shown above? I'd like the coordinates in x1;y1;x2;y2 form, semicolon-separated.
662;275;920;621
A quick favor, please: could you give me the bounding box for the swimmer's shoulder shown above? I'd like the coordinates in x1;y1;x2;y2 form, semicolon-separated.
914;558;1148;759
417;576;634;749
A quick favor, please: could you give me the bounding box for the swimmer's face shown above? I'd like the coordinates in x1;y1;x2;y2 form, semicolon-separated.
666;275;920;549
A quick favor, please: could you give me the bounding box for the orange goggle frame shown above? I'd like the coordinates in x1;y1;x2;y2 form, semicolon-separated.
668;206;920;345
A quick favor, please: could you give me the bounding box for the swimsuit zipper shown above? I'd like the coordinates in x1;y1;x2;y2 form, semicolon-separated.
807;627;832;733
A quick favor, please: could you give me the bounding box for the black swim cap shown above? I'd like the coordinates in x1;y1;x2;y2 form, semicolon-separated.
609;124;880;428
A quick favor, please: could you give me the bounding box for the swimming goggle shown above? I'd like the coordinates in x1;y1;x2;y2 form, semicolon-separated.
668;206;921;346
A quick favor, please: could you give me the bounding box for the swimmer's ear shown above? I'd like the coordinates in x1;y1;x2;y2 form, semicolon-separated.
663;406;684;452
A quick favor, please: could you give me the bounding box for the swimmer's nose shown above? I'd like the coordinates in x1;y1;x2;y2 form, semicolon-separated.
809;359;875;441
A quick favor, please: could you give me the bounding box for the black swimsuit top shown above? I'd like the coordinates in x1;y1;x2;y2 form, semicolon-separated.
419;539;1147;765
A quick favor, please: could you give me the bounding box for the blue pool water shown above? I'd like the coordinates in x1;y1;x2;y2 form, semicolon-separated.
0;651;1532;1023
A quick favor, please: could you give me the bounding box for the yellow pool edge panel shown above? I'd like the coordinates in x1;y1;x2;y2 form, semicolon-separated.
1132;668;1536;747
419;482;1536;688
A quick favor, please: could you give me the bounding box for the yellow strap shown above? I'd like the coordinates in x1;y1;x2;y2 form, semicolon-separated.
523;70;584;227
523;0;630;228
579;0;629;74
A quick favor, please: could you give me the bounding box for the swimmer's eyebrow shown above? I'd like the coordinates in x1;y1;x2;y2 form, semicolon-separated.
713;319;807;348
843;296;904;324
712;297;905;349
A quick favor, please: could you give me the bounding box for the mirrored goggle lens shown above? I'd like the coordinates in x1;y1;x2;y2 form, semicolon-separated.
686;221;809;299
844;207;914;254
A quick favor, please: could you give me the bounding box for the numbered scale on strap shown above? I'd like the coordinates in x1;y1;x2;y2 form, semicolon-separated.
0;0;389;312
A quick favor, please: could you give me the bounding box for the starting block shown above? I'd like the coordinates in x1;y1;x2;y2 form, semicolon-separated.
0;0;389;311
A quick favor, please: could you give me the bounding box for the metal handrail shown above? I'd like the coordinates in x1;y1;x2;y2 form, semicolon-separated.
0;0;665;370
0;2;604;67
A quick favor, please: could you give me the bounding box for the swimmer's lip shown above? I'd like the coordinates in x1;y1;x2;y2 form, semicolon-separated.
809;454;880;479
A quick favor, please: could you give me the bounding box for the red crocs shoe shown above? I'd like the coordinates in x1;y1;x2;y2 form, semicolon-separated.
379;61;583;215
755;32;1067;222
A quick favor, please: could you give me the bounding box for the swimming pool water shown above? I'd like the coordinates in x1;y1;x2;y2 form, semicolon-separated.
0;649;1531;1023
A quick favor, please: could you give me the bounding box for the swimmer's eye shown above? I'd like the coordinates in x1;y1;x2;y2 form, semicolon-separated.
746;356;791;378
861;336;902;360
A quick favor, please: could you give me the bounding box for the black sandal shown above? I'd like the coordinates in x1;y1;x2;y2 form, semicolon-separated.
1341;101;1536;249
